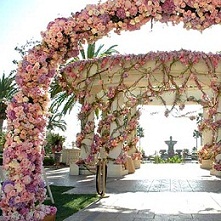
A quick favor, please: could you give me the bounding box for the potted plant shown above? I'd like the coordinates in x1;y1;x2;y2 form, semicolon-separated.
45;132;65;168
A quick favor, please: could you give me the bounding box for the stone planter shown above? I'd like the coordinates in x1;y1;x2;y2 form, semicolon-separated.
133;159;141;169
125;156;135;174
214;170;221;177
210;168;217;176
107;163;128;177
54;152;62;168
70;162;79;175
200;159;213;170
42;214;56;221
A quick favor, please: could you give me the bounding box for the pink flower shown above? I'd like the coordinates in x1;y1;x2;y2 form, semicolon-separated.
2;181;14;194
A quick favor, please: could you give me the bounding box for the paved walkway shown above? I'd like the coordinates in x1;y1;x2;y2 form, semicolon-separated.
45;163;221;221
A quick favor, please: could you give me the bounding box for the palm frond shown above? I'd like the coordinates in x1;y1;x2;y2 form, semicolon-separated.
62;95;76;115
50;92;76;115
99;45;119;57
47;112;67;132
87;43;96;59
0;72;18;122
94;44;105;57
49;78;64;99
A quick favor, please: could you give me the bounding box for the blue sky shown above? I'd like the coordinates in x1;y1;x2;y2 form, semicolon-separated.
1;0;219;152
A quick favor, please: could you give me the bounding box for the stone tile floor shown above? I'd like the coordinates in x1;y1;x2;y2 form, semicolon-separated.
45;163;221;221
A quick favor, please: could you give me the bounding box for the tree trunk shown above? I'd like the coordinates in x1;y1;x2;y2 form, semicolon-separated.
195;137;198;149
0;118;4;133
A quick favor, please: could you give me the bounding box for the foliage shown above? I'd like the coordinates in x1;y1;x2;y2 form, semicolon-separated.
78;43;119;60
166;155;182;163
0;156;3;165
193;112;203;148
0;131;6;152
44;185;98;221
137;125;144;138
14;39;40;59
193;129;201;139
47;112;67;132
154;155;182;164
44;133;66;154
0;72;18;131
43;156;55;166
140;149;146;157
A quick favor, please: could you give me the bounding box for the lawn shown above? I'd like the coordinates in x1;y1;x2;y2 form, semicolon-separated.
44;185;99;221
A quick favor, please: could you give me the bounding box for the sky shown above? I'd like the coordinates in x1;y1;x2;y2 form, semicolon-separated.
0;0;219;154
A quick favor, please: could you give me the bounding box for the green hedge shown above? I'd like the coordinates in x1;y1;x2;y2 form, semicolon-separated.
154;155;182;164
43;156;55;166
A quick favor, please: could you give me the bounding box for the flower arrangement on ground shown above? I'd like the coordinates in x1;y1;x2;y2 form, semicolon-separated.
198;145;213;163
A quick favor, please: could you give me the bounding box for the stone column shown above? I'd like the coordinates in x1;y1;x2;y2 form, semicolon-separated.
78;96;95;162
200;107;214;170
107;92;128;177
216;96;221;142
127;105;138;155
211;95;221;175
202;107;213;146
108;92;124;159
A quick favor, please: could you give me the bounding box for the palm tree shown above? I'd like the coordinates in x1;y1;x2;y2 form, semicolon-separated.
193;113;203;148
193;129;202;149
0;72;18;132
137;125;144;138
78;43;119;59
49;79;76;115
50;43;119;115
137;124;144;149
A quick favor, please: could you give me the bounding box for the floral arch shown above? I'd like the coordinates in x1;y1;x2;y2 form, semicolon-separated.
2;0;221;220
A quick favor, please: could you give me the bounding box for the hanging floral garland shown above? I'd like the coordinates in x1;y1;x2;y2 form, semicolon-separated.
61;50;221;164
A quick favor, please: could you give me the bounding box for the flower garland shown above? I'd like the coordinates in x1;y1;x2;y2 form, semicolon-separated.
131;152;142;160
2;0;221;219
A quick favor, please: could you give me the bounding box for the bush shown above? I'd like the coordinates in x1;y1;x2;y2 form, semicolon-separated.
43;156;55;166
154;155;182;164
166;155;182;163
153;155;165;164
44;132;66;154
